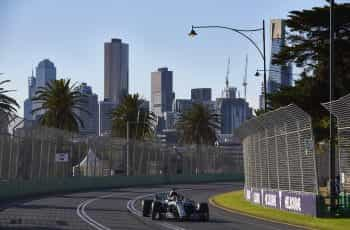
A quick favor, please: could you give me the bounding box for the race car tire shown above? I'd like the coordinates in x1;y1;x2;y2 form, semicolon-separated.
198;203;209;221
152;201;161;220
172;206;184;222
142;200;153;217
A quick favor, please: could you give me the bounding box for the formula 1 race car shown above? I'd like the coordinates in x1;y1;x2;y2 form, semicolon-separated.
141;191;209;221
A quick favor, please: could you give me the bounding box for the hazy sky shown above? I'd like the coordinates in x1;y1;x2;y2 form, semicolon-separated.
0;0;339;116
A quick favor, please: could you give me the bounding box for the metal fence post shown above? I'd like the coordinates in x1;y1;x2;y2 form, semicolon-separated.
274;126;280;190
38;136;43;178
296;120;305;192
284;122;292;191
8;134;13;179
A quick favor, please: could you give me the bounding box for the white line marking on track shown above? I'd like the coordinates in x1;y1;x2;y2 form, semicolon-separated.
76;194;114;230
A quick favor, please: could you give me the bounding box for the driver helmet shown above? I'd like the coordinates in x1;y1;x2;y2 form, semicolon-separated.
169;188;177;197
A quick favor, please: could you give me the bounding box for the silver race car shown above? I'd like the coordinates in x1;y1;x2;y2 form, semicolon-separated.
141;189;209;221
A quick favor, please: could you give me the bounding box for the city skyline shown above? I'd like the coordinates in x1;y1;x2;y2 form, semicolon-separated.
0;0;336;117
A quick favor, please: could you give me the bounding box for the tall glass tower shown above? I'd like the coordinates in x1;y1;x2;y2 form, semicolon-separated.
267;19;293;94
24;59;56;120
104;38;129;106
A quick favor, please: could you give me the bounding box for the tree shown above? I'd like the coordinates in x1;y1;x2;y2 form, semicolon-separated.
32;79;87;132
177;103;220;145
0;76;19;115
111;94;155;140
269;3;350;141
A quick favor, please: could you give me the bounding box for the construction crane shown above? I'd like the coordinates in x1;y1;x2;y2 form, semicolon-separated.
242;54;248;99
225;57;230;90
222;57;231;98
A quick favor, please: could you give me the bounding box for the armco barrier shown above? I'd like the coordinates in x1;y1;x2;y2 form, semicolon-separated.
0;173;243;202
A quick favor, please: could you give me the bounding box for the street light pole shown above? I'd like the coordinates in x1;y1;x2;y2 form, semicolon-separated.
262;20;267;111
329;0;336;216
189;22;267;111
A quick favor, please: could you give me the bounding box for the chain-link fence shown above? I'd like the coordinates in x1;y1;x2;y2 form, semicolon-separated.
0;114;242;183
323;93;350;193
0;115;76;182
237;104;318;193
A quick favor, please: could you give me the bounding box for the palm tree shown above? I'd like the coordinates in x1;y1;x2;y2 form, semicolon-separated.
177;103;220;145
0;75;19;115
111;94;155;140
32;79;87;132
177;103;220;174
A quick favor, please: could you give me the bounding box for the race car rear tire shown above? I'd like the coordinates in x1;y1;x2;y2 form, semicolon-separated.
198;203;209;221
152;201;161;220
142;200;153;217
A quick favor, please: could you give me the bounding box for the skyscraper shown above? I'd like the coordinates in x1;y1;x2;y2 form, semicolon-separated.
24;59;56;121
191;88;211;103
36;59;56;88
24;71;36;120
151;67;174;117
99;98;115;136
173;99;192;114
76;83;98;136
216;98;252;135
259;82;265;110
104;38;129;106
216;77;252;135
267;19;293;94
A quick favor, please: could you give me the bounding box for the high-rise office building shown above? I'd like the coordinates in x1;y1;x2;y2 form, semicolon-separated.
151;67;174;117
24;59;56;121
191;88;211;103
76;83;98;136
216;78;252;135
216;98;252;135
104;38;129;106
99;98;115;136
259;82;265;110
173;99;193;114
36;59;56;88
24;71;36;120
139;99;150;112
268;19;293;93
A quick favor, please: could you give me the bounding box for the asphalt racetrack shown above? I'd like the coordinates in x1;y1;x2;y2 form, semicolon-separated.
0;182;303;230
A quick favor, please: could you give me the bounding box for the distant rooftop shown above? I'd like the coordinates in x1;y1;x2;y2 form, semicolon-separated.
37;59;55;68
158;67;169;72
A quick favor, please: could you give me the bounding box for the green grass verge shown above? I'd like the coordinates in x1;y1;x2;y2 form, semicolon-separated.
212;190;350;230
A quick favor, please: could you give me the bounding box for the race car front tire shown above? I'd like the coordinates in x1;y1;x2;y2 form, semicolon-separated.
152;201;161;220
142;200;153;217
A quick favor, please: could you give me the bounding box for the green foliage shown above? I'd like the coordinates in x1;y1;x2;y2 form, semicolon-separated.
0;78;19;115
32;79;87;132
111;94;155;140
254;108;266;116
269;3;350;141
177;103;220;145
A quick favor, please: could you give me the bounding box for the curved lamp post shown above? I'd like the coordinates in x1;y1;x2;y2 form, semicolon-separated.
188;21;267;111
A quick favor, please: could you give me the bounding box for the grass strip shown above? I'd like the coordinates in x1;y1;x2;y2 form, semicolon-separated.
211;190;350;230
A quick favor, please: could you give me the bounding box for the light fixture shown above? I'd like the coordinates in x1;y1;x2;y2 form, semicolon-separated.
188;26;198;37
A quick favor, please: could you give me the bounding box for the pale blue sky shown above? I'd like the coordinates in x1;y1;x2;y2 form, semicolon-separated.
0;0;339;116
